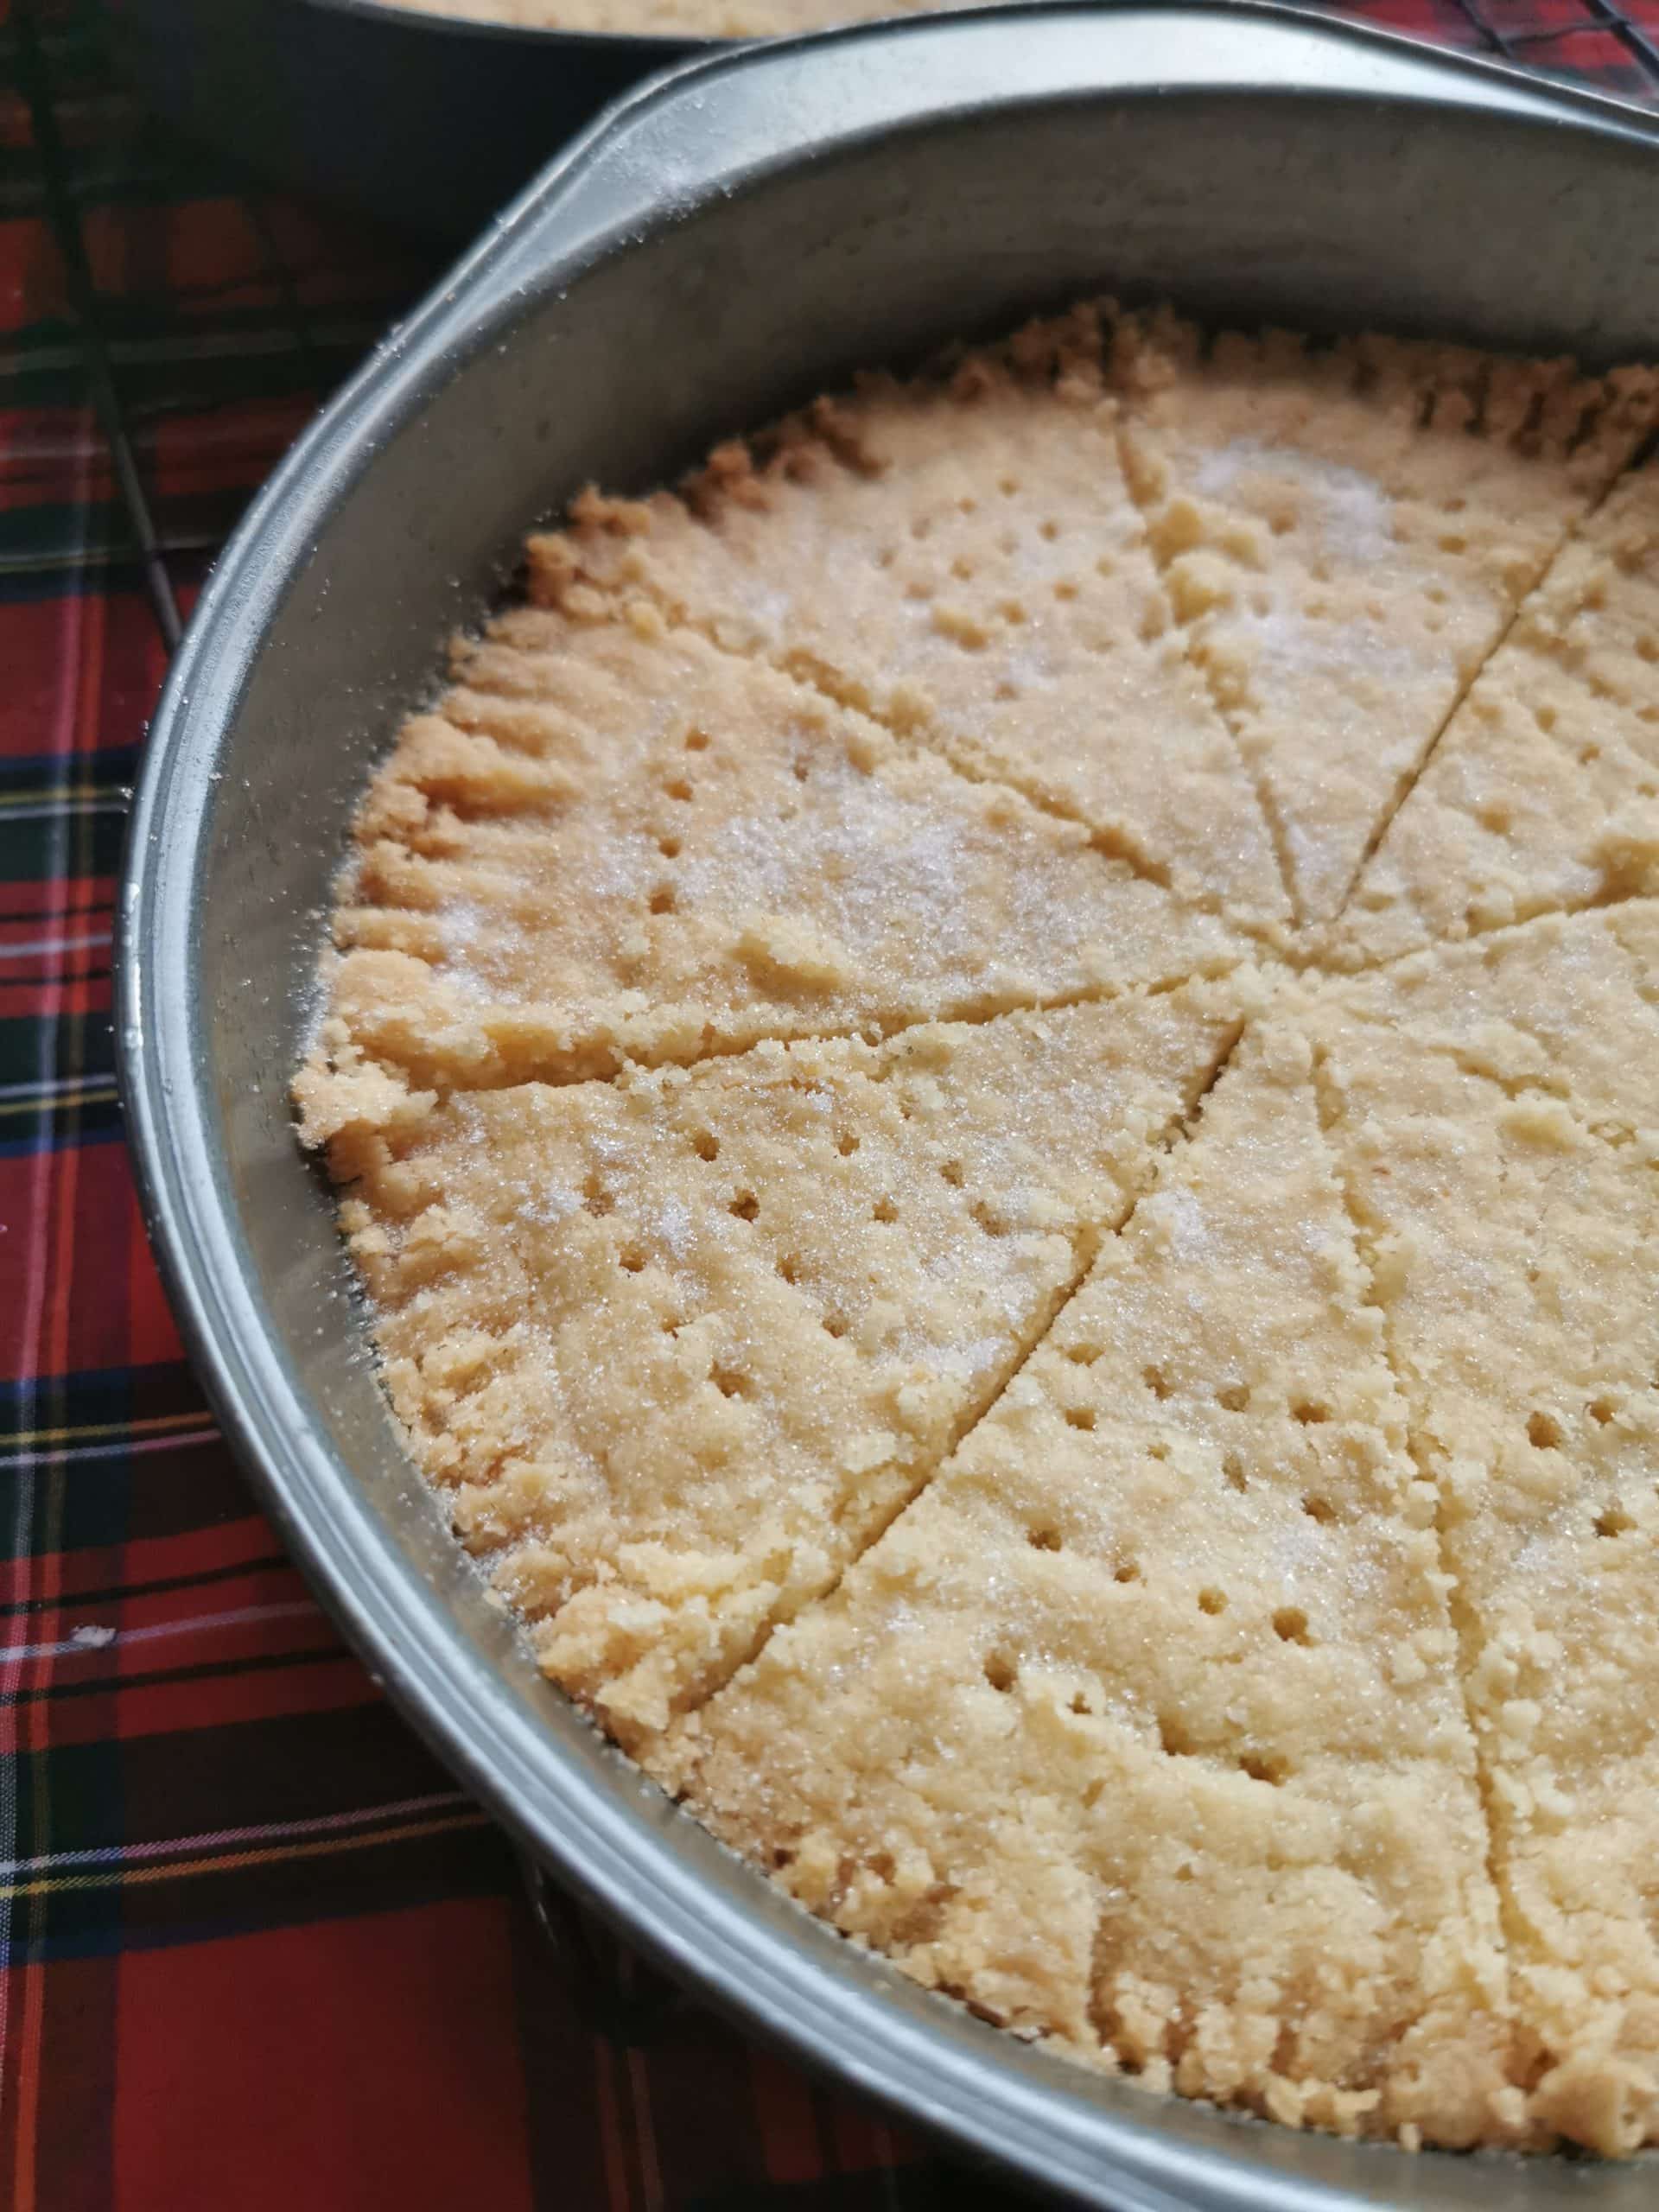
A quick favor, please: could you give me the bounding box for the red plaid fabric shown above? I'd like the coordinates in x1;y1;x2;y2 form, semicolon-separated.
2;1;1654;2205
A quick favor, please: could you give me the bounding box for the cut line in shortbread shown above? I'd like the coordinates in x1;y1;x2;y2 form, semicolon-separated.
1306;913;1659;2156
1115;313;1659;930
1334;461;1659;968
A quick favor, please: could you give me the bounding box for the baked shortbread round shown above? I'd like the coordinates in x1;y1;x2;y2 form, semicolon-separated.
297;303;1659;2157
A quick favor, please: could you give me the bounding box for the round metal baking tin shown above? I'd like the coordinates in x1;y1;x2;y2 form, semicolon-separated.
119;9;1659;2204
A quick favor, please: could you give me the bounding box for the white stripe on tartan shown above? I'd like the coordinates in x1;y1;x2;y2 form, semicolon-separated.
0;931;112;962
0;1073;117;1104
0;1427;223;1473
2;1597;323;1664
0;1791;472;1879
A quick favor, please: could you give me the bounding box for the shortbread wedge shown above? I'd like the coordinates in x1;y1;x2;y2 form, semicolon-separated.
1310;923;1659;2155
314;988;1243;1748
1336;463;1659;966
299;602;1244;1100
528;310;1288;932
1116;317;1657;926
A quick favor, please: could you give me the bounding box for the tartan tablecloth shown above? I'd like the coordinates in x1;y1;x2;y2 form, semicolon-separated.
3;1;1658;2204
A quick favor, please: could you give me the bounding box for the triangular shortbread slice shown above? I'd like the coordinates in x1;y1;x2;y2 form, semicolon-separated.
1336;465;1659;968
1315;902;1659;1141
1310;924;1659;2154
528;310;1288;931
315;986;1243;1748
1116;317;1657;927
669;1024;1517;2149
301;604;1244;1098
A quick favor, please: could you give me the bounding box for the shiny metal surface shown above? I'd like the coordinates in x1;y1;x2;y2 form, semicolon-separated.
119;10;1659;2202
